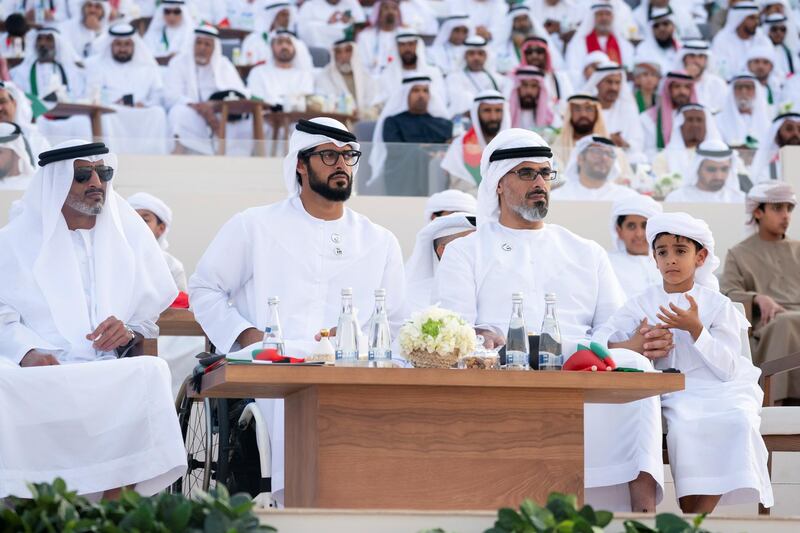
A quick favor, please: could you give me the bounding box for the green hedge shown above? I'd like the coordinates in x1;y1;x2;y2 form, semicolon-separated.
0;478;275;533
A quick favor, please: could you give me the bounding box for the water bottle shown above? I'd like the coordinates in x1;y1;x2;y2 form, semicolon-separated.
367;289;392;368
505;292;530;370
538;293;563;370
452;114;465;138
335;288;360;366
262;296;285;355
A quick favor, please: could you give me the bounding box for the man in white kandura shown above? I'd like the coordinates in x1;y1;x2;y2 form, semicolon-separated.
0;140;184;500
665;140;745;203
423;189;478;222
240;2;299;64
551;135;639;201
607;194;663;297
247;30;314;108
0;122;37;190
164;25;251;155
405;212;476;312
142;0;196;59
433;128;668;512
84;23;168;154
189;118;406;506
441;90;510;194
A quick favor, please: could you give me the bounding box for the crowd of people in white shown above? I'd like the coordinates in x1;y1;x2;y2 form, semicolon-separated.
0;0;795;196
1;0;800;521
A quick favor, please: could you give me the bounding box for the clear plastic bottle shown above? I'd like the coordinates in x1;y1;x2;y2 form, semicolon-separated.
505;292;530;370
335;288;360;366
538;293;563;370
262;296;285;355
367;289;392;368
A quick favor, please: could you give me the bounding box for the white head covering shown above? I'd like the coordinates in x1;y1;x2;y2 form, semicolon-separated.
368;75;450;184
745;181;797;232
663;103;722;177
763;11;799;60
495;4;560;67
22;26;82;67
477;128;553;225
268;29;314;71
257;2;299;34
681;139;742;195
0;81;33;127
169;25;247;100
88;22;158;69
646;211;721;289
609;194;663;252
405;212;476;283
322;38;372;113
143;0;195;56
572;2;628;43
423;189;477;221
0;140;177;357
430;14;471;71
716;73;771;146
674;38;711;70
469;89;511;147
283;117;361;197
0;122;35;176
127;192;173;250
751;112;800;182
720;2;762;38
563;134;622;184
581;61;638;113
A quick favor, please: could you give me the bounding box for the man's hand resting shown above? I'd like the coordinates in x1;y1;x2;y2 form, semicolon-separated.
86;316;135;351
754;294;786;327
20;350;59;367
237;327;265;348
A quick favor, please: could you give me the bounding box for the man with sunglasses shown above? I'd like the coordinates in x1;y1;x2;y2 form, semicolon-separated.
552;135;639;201
0;139;184;498
190;118;406;505
635;7;680;75
665;140;746;203
433;128;668;512
764;13;796;76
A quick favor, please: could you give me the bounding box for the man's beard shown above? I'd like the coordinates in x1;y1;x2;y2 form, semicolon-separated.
702;179;726;192
337;62;353;74
584;164;611;182
307;165;352;202
512;189;548;222
276;51;295;64
113;53;132;63
743;25;757;37
65;191;104;215
656;36;673;49
383;14;396;26
400;52;417;67
572;117;595;135
778;132;800;147
36;46;55;61
0;157;15;178
480;119;502;137
519;95;536;109
736;98;753;112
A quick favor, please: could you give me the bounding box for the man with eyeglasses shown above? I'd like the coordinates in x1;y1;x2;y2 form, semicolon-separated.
552;135;639;201
764;13;796;76
0;139;185;499
519;36;573;114
635;7;680;75
190;118;406;505
433;128;667;513
143;0;197;58
665;140;746;203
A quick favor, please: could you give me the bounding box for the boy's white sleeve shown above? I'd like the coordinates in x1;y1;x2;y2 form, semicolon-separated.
690;302;745;382
591;299;642;347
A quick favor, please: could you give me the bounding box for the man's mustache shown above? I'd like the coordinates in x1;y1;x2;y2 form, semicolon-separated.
526;188;548;200
85;188;104;196
328;171;350;181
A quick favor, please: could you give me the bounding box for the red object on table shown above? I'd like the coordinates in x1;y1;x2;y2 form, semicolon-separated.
253;348;305;364
170;291;190;308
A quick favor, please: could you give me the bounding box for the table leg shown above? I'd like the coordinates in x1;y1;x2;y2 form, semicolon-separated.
217;103;229;156
285;384;584;510
90;111;103;143
252;103;265;157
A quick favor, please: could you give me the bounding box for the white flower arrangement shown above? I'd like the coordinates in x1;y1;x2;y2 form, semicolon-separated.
399;306;477;368
654;172;682;200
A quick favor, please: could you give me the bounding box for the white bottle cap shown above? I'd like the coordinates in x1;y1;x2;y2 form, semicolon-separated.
341;287;353;296
268;296;280;304
375;288;386;298
511;291;524;300
545;292;557;301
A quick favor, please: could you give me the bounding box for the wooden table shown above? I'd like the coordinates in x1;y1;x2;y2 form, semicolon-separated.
192;365;683;510
44;102;115;142
210;99;266;156
265;111;357;156
142;308;209;355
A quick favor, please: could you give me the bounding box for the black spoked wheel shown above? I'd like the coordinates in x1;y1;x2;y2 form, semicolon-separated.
171;379;220;497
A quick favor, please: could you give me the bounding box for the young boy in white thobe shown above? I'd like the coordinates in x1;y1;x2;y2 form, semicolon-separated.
592;212;773;513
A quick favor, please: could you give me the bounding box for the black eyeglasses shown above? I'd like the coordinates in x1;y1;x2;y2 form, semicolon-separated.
303;149;362;166
506;168;557;181
164;8;182;15
74;165;114;183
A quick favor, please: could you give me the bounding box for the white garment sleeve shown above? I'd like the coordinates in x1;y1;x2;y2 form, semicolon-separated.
689;303;745;382
188;213;257;353
431;240;478;326
128;319;159;340
590;249;626;332
382;235;408;338
0;302;61;365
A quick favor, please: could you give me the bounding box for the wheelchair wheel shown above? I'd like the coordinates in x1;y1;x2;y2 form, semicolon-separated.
172;378;223;497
